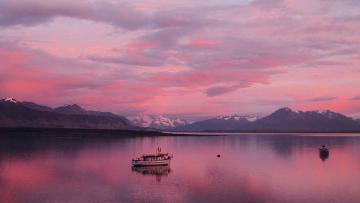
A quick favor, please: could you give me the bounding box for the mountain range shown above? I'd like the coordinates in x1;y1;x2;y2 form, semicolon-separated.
1;98;360;132
175;108;360;132
0;98;132;129
175;114;261;131
130;114;189;129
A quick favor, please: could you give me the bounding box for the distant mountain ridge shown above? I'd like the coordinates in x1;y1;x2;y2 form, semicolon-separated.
131;114;189;129
22;101;54;112
243;107;360;132
0;98;132;129
1;98;359;132
54;104;120;118
176;114;261;131
176;107;360;132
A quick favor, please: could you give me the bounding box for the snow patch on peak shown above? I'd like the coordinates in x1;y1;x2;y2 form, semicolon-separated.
4;97;18;103
216;114;241;121
315;110;331;115
216;114;261;122
276;107;301;113
313;109;339;119
246;115;259;122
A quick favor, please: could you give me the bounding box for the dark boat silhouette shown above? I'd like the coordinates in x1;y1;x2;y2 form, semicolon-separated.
319;145;329;161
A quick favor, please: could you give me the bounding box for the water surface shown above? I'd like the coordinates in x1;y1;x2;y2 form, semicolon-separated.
1;133;360;203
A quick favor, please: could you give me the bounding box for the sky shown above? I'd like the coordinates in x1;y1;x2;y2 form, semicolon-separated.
0;0;359;120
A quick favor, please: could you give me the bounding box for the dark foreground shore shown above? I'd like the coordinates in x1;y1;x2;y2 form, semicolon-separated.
0;127;169;138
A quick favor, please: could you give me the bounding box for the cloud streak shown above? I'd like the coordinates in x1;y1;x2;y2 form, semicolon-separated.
0;0;206;30
205;85;244;97
309;96;337;102
350;96;360;100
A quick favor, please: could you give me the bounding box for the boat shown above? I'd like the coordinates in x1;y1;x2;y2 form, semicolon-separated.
132;147;173;166
319;145;329;160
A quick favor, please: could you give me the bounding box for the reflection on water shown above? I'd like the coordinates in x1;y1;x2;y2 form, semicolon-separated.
319;151;330;161
132;165;172;182
0;134;360;203
319;148;330;161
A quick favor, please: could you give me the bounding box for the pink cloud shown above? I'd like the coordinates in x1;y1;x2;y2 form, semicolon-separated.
0;0;207;30
0;41;163;114
0;0;360;118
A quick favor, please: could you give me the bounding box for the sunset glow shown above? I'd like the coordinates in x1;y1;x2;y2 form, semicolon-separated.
1;0;359;119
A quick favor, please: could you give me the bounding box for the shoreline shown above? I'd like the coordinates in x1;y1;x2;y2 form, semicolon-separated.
0;127;165;138
165;131;360;137
0;127;359;138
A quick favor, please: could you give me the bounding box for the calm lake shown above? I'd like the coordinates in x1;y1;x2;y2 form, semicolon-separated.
1;133;360;203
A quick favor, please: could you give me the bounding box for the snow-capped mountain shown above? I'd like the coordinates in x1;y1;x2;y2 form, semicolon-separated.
175;113;263;131
131;114;189;129
314;109;343;119
242;107;360;132
175;108;360;132
175;114;257;131
1;98;360;132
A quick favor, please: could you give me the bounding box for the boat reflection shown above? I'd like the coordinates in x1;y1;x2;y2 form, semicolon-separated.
131;165;172;182
319;151;329;161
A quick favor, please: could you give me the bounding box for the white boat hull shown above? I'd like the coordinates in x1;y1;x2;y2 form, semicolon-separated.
132;159;171;166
